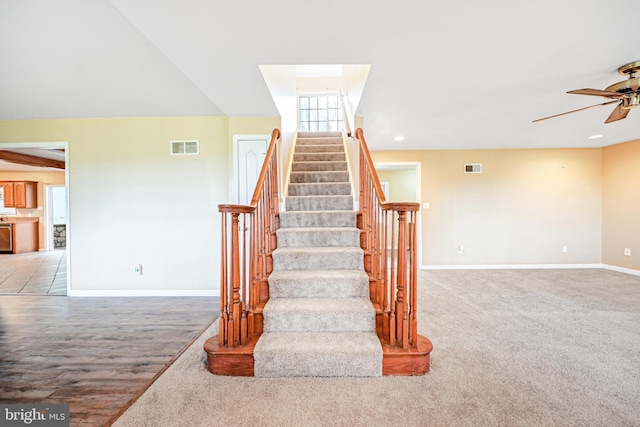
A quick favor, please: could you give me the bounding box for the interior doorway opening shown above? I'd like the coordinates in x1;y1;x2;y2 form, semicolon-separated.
0;142;69;295
374;162;422;266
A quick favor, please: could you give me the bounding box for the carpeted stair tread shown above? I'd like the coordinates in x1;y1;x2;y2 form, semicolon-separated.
272;246;363;270
297;131;342;138
268;270;369;298
254;332;382;377
295;144;344;153
263;298;376;332
277;227;360;247
286;195;353;211
290;171;349;183
292;161;348;172
279;211;356;228
294;152;346;162
288;182;351;196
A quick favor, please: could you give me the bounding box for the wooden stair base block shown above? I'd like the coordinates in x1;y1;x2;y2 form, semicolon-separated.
381;334;433;376
203;335;259;376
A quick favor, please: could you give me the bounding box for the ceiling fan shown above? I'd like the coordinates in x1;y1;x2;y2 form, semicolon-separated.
534;60;640;124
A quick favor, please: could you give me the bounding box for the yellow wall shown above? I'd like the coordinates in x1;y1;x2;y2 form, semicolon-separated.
0;116;279;295
0;170;66;249
602;139;640;271
376;169;418;202
371;148;603;266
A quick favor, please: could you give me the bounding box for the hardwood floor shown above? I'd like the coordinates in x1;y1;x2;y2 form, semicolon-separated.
0;295;218;426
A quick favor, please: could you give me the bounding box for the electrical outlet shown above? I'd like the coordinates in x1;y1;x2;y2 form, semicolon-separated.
458;245;464;254
562;245;568;253
624;248;631;257
134;264;143;275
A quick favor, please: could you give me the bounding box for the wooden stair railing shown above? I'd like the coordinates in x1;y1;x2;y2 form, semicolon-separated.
355;128;433;375
204;128;281;376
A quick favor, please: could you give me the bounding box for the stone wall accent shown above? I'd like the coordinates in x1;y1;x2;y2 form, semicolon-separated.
54;224;66;249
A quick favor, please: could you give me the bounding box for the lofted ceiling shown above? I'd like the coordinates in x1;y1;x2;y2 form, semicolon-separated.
1;0;639;151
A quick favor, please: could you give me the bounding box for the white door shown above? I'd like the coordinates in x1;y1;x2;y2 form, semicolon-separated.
234;135;269;205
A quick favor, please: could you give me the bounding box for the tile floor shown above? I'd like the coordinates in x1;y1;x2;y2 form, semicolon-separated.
0;250;67;295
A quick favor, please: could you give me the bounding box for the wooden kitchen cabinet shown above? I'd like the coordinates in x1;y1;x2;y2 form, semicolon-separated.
1;181;37;208
2;182;15;207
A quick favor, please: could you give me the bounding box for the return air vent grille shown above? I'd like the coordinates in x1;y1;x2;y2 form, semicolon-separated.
170;140;199;155
464;163;482;174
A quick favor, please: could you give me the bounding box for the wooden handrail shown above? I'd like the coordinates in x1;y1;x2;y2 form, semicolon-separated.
216;128;281;348
355;127;421;351
355;128;387;204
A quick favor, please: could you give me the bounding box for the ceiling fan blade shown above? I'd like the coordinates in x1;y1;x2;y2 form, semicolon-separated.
532;100;619;123
568;88;624;98
604;103;630;123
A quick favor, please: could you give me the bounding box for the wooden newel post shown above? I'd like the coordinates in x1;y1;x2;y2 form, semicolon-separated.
396;210;409;349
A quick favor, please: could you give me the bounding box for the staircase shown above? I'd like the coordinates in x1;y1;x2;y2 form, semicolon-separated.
205;128;432;378
253;132;382;377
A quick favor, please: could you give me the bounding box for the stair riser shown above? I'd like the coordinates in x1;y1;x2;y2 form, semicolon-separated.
294;153;345;162
298;132;342;139
255;353;382;378
286;196;353;211
292;161;348;172
264;312;375;333
277;229;360;247
272;251;363;270
295;144;344;153
254;332;383;377
279;211;356;228
288;183;351;196
269;281;368;298
290;171;349;183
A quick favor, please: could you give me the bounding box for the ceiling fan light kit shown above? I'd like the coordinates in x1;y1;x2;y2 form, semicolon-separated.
534;60;640;124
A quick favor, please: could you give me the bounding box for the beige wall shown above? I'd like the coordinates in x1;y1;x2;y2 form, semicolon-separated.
0;170;66;249
371;148;603;266
0;116;278;295
376;169;418;202
602;139;640;271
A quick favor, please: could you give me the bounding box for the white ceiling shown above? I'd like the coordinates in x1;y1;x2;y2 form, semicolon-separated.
1;0;639;151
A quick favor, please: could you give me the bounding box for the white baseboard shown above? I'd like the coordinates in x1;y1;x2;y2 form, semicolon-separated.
68;289;219;297
420;263;603;270
602;264;640;277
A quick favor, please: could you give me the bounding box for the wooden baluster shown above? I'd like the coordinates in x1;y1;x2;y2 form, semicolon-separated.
230;212;242;347
389;210;397;346
381;209;390;343
409;211;418;347
248;211;256;340
240;214;248;345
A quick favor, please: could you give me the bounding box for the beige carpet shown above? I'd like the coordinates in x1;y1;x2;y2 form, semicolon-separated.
113;269;640;426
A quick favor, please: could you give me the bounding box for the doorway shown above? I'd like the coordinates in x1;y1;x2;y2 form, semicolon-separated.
0;142;69;295
374;162;422;265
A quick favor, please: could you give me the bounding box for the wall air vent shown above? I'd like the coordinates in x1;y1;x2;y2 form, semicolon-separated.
170;140;199;155
464;163;482;174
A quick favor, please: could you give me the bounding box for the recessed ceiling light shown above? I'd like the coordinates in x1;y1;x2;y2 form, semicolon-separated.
394;135;405;141
588;134;603;140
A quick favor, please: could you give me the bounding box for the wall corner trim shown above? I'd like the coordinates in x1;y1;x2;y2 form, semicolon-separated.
601;264;640;277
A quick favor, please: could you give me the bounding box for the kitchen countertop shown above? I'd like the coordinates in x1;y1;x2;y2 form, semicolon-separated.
0;217;39;224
